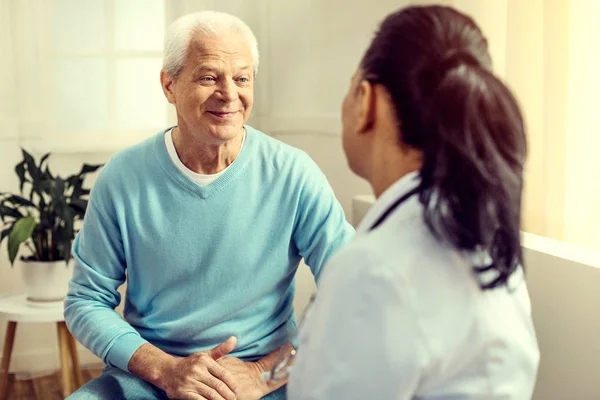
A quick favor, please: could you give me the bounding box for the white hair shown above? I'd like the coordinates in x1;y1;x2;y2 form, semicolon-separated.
163;11;260;78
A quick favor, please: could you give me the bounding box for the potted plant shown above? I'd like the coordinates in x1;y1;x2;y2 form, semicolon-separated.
0;149;101;303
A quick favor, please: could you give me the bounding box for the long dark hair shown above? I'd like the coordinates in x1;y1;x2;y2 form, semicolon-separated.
362;6;527;289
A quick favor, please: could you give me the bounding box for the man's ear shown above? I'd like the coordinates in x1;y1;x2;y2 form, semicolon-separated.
160;70;176;104
356;80;375;134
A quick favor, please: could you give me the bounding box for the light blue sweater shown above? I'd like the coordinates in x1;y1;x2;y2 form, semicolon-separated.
64;126;354;372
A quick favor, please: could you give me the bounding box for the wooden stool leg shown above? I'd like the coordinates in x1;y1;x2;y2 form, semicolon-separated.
0;321;17;400
57;322;74;398
66;328;84;390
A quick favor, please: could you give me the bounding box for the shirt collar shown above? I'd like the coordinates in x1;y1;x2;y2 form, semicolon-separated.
356;171;420;234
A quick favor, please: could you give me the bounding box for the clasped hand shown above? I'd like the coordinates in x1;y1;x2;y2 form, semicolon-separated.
156;337;269;400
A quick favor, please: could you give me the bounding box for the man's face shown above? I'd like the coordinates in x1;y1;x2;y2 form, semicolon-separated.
162;32;254;143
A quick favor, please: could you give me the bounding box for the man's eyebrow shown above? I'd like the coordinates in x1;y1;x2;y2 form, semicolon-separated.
192;64;253;74
231;65;253;75
193;65;219;74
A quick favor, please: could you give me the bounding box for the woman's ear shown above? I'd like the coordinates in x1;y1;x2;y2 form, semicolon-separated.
356;80;376;134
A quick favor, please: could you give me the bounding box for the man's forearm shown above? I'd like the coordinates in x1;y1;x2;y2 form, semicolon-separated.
128;343;177;388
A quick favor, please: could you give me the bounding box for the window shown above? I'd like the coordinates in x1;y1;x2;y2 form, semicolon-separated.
16;0;170;151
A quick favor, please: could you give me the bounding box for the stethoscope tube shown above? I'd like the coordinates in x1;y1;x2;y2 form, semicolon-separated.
368;186;420;231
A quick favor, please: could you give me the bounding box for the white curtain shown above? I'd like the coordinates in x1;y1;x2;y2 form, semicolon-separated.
411;0;600;251
0;0;51;142
563;1;600;250
0;0;18;139
0;0;17;138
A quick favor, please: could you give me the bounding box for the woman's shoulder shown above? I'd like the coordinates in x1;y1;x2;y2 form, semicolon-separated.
317;220;429;289
320;212;481;306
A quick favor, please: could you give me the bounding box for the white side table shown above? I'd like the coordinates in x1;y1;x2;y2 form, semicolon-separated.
0;294;84;399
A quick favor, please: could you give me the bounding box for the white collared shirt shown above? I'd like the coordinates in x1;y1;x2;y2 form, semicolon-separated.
288;172;540;399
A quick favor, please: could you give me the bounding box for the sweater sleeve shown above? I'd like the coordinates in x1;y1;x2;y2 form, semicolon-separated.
292;156;355;283
64;171;148;372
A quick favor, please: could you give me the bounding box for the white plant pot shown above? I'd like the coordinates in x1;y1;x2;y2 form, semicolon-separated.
19;259;74;303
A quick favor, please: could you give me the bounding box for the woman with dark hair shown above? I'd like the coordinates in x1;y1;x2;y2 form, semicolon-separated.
285;5;539;399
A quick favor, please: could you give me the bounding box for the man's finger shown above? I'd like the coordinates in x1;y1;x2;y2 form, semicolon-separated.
208;336;237;360
179;393;207;400
193;382;230;400
207;361;239;394
197;372;237;400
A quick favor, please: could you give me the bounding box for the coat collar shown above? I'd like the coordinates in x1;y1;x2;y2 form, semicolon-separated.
356;171;420;234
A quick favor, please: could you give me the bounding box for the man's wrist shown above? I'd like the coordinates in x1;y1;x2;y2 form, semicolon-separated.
106;333;149;372
252;359;281;395
128;343;177;389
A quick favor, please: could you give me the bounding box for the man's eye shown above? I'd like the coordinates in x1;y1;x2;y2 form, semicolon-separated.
238;77;250;83
200;76;216;82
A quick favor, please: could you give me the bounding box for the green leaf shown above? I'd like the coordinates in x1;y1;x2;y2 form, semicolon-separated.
1;224;14;244
21;149;42;183
2;194;36;208
55;204;75;262
70;178;85;199
0;204;23;222
65;174;79;187
49;178;66;200
69;198;88;217
63;242;72;263
14;161;28;193
8;216;37;265
80;164;102;175
65;164;102;186
44;165;55;181
39;153;51;170
28;185;47;210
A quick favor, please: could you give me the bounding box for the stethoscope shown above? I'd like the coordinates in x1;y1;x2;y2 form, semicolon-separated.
368;186;420;231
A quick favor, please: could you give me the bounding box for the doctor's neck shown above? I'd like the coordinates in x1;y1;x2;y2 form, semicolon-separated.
367;137;423;198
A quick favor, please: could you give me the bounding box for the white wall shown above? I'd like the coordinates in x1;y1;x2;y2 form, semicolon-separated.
523;236;600;400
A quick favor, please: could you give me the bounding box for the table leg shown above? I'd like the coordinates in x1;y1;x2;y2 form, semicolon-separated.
57;322;74;398
66;327;84;389
0;321;17;400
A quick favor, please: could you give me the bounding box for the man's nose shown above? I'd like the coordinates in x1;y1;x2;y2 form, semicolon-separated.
215;78;238;103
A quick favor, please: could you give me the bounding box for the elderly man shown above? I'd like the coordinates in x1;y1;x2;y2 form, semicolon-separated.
65;11;353;400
